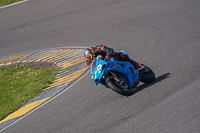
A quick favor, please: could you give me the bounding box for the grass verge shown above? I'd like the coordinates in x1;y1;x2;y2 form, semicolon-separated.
0;65;60;121
0;0;23;7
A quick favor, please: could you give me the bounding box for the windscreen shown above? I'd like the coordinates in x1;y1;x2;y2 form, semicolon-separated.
90;59;97;72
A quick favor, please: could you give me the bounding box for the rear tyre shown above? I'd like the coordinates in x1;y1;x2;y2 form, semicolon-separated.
107;78;133;96
140;65;155;84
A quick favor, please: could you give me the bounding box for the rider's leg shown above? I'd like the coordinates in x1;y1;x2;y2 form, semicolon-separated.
112;52;141;69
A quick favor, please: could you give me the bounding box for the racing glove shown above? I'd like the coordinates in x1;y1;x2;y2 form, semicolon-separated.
86;61;91;67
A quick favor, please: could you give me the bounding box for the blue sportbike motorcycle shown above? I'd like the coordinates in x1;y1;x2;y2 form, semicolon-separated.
90;50;155;96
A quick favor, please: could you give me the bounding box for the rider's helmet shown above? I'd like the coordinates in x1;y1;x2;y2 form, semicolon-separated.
84;47;96;62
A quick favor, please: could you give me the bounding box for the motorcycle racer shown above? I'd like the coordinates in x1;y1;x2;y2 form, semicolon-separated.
84;44;141;69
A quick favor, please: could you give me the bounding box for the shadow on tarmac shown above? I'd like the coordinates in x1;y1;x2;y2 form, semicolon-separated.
132;73;170;95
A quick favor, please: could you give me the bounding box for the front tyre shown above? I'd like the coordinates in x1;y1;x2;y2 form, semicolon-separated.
107;78;133;96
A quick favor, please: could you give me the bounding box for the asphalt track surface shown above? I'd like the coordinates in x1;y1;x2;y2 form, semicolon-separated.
0;0;200;133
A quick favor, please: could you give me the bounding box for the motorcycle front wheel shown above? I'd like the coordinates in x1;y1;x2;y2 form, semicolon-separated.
107;78;133;96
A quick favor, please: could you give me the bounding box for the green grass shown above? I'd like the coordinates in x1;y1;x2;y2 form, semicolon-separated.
0;65;60;120
0;0;23;7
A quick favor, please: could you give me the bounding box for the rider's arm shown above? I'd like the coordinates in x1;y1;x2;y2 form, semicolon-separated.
95;45;114;56
103;45;114;56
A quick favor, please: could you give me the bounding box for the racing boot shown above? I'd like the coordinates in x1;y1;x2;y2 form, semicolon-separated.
118;53;141;69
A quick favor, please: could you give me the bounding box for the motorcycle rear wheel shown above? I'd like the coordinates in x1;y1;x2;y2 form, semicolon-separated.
140;65;155;84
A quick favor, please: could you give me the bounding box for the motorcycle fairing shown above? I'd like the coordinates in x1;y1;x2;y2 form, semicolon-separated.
90;55;139;87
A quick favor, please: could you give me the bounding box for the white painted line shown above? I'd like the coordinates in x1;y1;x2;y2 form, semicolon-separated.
52;52;83;63
0;0;29;10
0;46;87;60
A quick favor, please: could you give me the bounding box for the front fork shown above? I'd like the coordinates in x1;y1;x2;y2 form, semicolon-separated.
108;70;116;76
105;70;125;85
